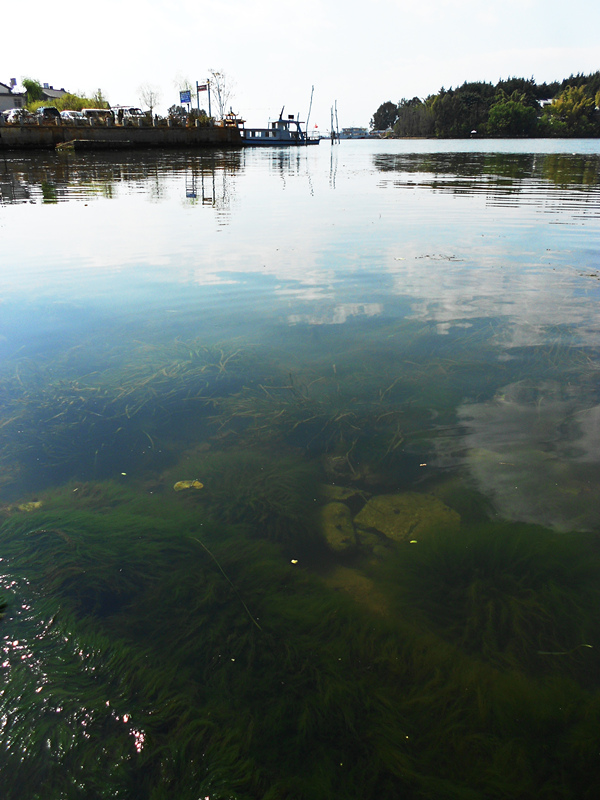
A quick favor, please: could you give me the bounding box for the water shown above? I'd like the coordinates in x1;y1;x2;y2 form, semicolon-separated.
1;139;600;799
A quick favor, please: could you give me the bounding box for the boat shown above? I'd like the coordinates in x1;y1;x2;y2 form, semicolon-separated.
223;108;319;146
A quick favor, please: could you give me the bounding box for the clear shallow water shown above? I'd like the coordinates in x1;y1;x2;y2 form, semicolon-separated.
1;140;600;799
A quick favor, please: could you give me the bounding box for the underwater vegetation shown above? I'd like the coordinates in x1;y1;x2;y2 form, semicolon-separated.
2;313;600;797
2;482;600;799
381;522;600;682
0;338;258;494
1;310;591;506
164;449;322;552
213;366;407;482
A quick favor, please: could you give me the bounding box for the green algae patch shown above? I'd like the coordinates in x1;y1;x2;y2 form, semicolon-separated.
354;492;460;543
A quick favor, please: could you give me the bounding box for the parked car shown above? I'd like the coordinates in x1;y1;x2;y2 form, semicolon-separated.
81;108;115;124
114;106;147;124
2;108;35;124
60;109;87;124
36;106;61;123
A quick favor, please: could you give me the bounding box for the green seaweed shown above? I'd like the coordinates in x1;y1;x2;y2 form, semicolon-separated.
165;449;322;551
212;362;408;477
381;522;600;680
0;338;257;493
3;483;600;798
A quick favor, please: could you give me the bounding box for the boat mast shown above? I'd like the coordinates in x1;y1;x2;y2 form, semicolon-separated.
330;101;340;144
305;85;314;144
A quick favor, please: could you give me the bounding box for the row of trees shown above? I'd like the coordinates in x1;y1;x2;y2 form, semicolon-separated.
372;73;600;138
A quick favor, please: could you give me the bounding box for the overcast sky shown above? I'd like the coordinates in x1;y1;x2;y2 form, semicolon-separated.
5;0;599;129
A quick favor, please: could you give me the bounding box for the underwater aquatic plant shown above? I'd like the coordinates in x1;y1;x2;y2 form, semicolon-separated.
165;449;321;550
386;522;600;678
213;368;406;480
0;338;257;492
3;481;600;799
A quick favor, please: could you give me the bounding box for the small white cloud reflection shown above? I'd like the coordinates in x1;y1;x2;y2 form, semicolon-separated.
288;302;382;325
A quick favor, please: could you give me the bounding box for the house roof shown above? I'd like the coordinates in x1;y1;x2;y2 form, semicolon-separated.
42;87;67;99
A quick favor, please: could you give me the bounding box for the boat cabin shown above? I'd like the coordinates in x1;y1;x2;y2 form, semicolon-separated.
236;111;318;146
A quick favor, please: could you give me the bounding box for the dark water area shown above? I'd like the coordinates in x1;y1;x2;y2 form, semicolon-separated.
1;140;600;799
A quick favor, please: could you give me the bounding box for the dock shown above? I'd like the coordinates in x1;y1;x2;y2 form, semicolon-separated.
0;122;242;150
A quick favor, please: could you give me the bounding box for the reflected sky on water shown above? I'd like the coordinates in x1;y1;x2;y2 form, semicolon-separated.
1;139;600;528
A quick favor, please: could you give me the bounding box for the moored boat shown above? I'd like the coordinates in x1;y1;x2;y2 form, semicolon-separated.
224;109;319;146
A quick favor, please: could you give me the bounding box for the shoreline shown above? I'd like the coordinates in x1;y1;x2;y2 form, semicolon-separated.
0;123;241;150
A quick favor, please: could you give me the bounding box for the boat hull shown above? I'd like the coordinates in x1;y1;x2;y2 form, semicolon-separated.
241;137;320;147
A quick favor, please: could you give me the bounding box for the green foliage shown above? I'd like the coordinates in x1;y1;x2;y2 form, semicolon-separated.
21;77;43;105
541;85;598;136
371;100;398;131
375;71;600;138
487;91;538;136
495;77;539;108
557;70;600;97
394;97;434;137
426;81;496;137
91;87;110;108
28;91;110;113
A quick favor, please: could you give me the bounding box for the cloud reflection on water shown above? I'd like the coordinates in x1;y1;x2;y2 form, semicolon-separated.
2;143;600;531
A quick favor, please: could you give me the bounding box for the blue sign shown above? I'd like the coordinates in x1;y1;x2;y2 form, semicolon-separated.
180;90;191;104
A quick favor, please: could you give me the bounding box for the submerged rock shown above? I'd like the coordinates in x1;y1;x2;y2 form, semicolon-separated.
319;502;358;553
354;492;460;543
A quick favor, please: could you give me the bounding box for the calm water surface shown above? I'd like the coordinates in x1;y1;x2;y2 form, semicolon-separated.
1;139;600;799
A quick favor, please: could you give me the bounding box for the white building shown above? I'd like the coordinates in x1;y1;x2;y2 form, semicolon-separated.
0;81;27;112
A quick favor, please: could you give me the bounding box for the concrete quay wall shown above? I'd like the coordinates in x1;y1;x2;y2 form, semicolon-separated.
0;123;242;150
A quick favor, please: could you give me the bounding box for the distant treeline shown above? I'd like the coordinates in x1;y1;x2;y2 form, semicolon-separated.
372;73;600;138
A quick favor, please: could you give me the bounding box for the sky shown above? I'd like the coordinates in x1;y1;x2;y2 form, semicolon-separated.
4;0;599;130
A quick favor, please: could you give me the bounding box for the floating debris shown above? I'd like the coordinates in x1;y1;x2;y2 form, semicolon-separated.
17;501;44;512
173;480;204;492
